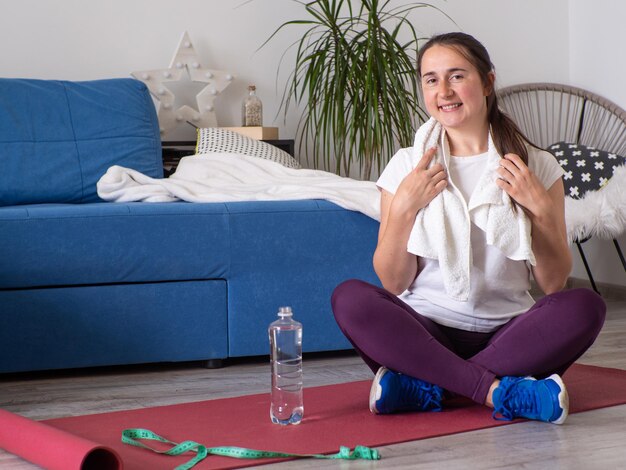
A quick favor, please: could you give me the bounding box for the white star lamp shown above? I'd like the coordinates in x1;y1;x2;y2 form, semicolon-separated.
132;31;235;136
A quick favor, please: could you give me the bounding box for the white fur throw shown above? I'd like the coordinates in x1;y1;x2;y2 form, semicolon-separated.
565;163;626;242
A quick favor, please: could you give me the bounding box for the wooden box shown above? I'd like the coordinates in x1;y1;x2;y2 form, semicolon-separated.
222;126;279;140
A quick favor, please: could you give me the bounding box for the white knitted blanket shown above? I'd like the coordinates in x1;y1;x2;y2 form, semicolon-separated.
97;151;380;221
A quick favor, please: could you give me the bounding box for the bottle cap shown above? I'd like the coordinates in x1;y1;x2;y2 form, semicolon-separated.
278;306;292;317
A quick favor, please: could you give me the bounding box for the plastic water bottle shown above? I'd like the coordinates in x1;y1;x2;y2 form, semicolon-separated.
269;306;303;425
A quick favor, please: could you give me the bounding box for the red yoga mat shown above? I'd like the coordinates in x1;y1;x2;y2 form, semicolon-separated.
0;409;121;470
1;363;625;470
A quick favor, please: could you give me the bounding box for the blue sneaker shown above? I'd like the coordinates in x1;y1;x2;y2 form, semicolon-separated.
492;374;569;424
369;367;443;414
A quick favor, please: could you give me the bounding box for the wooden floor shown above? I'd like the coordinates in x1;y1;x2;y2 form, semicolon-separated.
0;298;624;469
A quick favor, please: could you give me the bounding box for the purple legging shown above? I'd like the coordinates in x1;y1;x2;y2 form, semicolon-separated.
331;280;606;404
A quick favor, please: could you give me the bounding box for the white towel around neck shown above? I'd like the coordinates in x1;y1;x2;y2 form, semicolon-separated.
407;118;535;301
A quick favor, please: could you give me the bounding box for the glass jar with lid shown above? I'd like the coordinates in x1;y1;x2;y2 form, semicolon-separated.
242;85;263;127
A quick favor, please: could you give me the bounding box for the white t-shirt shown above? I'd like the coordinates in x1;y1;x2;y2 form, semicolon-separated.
377;144;564;332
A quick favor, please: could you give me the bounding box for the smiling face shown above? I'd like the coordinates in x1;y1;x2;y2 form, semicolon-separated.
419;44;494;135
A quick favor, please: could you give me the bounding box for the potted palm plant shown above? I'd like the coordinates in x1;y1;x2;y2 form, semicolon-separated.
263;0;449;179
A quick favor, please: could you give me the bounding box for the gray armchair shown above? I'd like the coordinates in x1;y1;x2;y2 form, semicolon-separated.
498;83;626;294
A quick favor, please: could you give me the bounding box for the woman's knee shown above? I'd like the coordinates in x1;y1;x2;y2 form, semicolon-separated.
560;288;607;335
331;279;378;324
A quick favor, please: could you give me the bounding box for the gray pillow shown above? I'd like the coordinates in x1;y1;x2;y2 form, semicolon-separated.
196;128;300;169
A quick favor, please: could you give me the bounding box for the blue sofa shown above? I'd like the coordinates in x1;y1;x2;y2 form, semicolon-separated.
0;78;380;373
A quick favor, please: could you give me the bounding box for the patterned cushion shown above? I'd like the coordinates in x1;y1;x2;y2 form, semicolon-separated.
548;142;626;199
196;128;301;169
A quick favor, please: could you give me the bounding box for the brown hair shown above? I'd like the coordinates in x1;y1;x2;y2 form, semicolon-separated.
417;32;535;164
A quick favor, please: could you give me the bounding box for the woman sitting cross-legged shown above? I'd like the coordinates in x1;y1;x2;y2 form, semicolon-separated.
331;32;606;424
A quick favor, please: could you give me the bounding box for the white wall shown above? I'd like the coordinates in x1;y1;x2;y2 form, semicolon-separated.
0;0;302;141
0;0;623;286
0;0;570;142
569;0;626;107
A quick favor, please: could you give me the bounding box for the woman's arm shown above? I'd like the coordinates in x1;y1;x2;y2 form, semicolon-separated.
373;189;419;294
373;147;447;294
497;154;572;294
527;179;572;293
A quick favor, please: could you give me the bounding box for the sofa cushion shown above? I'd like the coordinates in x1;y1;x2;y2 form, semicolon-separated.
0;202;230;289
0;280;228;372
225;199;380;356
0;78;162;206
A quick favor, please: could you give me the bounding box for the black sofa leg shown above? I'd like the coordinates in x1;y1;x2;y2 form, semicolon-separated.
613;238;626;272
202;359;225;369
576;240;600;295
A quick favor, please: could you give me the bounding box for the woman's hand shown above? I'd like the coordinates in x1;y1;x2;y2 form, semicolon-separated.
496;152;572;294
373;147;447;294
390;147;448;218
496;153;550;217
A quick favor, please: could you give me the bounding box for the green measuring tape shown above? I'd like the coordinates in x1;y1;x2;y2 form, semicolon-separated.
122;428;380;469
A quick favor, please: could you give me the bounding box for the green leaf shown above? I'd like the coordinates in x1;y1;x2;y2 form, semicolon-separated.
261;0;452;179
